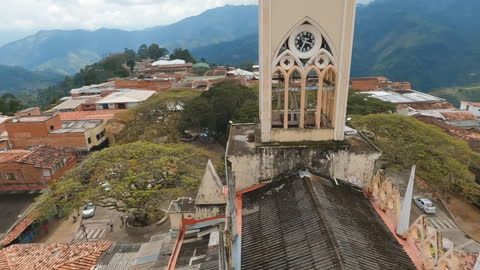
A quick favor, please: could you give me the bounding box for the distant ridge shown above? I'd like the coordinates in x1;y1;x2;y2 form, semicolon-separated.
3;0;480;91
0;5;258;75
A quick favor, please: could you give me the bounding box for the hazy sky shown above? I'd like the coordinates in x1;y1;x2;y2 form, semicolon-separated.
0;0;374;45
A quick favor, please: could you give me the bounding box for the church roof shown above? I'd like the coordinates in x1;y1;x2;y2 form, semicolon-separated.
195;160;226;205
240;173;416;270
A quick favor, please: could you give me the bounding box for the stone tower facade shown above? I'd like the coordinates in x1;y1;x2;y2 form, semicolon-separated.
259;0;357;142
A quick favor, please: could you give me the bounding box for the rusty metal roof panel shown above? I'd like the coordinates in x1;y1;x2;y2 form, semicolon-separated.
241;174;416;270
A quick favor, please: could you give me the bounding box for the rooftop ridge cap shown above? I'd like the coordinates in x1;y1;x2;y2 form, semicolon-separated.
303;177;346;270
1;248;12;270
53;241;112;270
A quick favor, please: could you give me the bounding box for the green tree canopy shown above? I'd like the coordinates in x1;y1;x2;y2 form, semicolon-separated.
147;44;168;60
113;89;201;144
179;80;257;138
137;44;149;59
170;48;196;63
347;89;396;116
124;48;136;62
352;114;480;204
40;142;222;226
127;60;135;73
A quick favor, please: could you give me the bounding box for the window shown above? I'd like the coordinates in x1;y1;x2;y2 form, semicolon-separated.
118;103;126;109
42;169;52;177
50;125;55;130
96;134;101;140
102;104;109;110
87;137;92;144
6;173;16;180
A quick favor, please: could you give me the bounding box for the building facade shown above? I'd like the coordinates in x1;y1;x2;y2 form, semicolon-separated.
5;115;107;152
0;146;76;191
259;0;356;142
460;101;480;117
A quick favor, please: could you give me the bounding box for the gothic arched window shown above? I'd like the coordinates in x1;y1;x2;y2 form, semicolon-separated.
271;19;338;130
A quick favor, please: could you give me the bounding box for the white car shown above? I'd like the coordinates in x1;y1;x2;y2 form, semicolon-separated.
414;197;436;214
82;203;96;218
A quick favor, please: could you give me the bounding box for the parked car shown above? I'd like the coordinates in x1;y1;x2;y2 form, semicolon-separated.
413;197;437;214
82;203;96;218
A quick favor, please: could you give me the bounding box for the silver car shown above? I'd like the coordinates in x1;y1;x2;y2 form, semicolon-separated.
82;203;96;218
414;197;436;214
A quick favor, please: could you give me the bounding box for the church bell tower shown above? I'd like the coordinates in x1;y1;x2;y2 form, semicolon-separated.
259;0;357;142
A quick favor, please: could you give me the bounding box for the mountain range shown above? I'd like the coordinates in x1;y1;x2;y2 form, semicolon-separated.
0;65;62;93
0;5;258;75
1;0;480;92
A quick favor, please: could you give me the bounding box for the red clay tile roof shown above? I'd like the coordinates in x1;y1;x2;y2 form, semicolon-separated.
455;251;479;270
0;241;112;270
440;111;477;121
17;146;75;169
0;150;30;164
55;110;126;122
0;217;34;247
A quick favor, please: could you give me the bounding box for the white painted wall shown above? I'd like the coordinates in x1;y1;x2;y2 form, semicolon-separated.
460;102;480;117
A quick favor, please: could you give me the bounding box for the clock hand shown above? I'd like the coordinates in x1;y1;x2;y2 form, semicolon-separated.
300;40;306;51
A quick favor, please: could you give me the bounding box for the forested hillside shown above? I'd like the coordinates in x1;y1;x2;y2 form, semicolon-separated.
430;83;480;108
352;0;480;91
195;0;480;91
0;65;62;93
0;5;257;75
3;1;480;91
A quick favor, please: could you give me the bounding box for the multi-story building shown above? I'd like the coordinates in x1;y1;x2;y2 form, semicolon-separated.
14;107;41;117
5;115;107;152
0;146;77;191
351;76;412;91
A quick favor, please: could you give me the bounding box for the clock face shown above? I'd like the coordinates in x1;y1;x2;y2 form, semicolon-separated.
288;25;322;59
295;31;315;53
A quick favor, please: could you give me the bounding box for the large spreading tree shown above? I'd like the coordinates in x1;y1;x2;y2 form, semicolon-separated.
179;80;258;138
39;142;221;226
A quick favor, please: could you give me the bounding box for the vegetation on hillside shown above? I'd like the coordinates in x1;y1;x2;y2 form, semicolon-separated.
0;5;258;75
0;93;23;115
347;89;396;116
112;89;201;144
0;65;62;94
352;114;480;204
170;48;196;63
352;0;480;91
20;53;131;107
430;83;480;108
179;80;258;140
36;142;222;226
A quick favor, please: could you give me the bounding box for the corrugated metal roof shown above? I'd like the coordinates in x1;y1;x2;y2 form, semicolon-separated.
95;90;155;104
50;96;101;111
362;90;444;104
50;120;103;134
241;174;417;270
70;82;115;95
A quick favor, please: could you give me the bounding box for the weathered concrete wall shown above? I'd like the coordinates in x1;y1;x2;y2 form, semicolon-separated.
195;205;225;220
331;150;380;187
229;145;380;191
168;212;195;230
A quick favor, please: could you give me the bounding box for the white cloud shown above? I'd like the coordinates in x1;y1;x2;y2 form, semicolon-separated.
0;0;375;44
0;0;258;32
